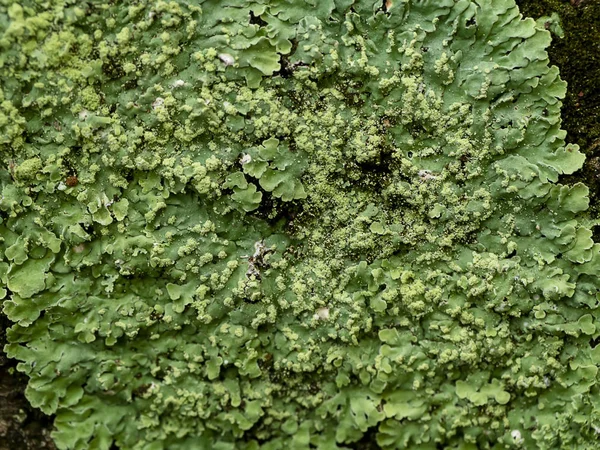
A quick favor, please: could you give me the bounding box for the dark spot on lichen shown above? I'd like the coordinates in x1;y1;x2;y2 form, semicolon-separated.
65;175;78;187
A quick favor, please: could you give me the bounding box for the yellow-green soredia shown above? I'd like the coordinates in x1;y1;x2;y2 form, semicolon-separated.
1;0;599;449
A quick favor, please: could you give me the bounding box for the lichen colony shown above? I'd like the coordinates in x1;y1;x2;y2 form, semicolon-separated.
1;0;599;449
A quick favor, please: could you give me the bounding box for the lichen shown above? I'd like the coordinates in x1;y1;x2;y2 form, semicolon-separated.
1;1;600;449
516;0;600;207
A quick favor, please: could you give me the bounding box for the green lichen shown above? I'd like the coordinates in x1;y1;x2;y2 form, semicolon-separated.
1;1;600;449
516;0;600;206
13;157;42;182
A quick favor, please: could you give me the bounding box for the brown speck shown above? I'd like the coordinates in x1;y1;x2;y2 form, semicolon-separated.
65;175;78;187
386;0;392;10
578;91;584;97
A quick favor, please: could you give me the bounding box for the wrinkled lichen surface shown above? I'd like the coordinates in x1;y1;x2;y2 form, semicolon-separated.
517;0;600;154
2;0;600;449
516;0;600;222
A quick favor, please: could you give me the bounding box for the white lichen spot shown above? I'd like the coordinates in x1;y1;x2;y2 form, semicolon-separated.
244;240;274;278
222;101;236;114
418;169;438;181
511;430;523;444
313;307;330;321
171;79;185;89
253;240;266;259
152;97;165;110
73;244;86;253
240;154;252;165
57;182;67;191
78;109;90;121
218;53;235;66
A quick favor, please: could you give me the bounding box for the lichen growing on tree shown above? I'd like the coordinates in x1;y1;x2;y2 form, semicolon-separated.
1;0;600;449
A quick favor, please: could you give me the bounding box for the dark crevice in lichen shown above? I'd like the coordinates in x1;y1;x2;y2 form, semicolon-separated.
348;427;381;450
249;11;268;27
274;40;303;79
